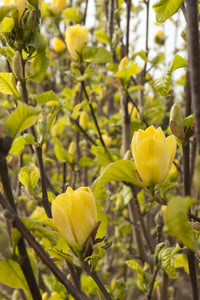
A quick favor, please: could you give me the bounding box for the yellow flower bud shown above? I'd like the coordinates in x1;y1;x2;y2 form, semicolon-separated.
52;37;66;53
118;56;129;71
79;111;89;130
52;187;98;247
4;0;26;22
51;0;66;14
154;30;165;45
12;51;23;81
68;141;76;155
65;24;88;61
102;134;112;147
131;125;176;186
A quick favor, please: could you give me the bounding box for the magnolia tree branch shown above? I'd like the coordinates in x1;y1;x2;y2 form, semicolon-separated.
0;151;42;300
185;0;200;154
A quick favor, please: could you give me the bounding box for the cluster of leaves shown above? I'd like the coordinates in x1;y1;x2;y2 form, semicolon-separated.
0;0;199;299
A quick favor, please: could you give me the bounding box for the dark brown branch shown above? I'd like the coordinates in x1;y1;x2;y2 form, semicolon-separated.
0;152;42;300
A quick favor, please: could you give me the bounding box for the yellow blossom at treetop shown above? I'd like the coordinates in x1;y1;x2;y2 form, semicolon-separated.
52;37;66;53
52;187;97;248
131;125;176;186
51;0;66;14
65;24;88;60
4;0;26;22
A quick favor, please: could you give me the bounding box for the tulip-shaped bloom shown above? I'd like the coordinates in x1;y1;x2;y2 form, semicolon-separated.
65;24;88;60
131;125;176;186
4;0;26;22
52;37;66;53
52;187;97;247
51;0;66;14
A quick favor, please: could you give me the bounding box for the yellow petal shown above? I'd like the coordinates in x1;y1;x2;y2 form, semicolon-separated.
136;129;148;145
131;131;137;159
70;189;97;245
145;125;156;137
52;200;77;246
166;135;177;169
134;137;170;185
154;127;166;142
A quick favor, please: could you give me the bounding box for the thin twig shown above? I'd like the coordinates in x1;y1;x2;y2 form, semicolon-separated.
81;82;106;148
146;268;158;300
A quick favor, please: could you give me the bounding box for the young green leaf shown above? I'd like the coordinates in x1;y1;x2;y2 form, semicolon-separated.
164;196;196;249
155;55;187;96
9;133;35;156
0;73;21;99
0;259;29;292
92;160;143;200
161;244;182;279
126;260;148;292
82;46;113;64
18;165;39;193
29;51;49;83
152;0;183;23
6;102;41;138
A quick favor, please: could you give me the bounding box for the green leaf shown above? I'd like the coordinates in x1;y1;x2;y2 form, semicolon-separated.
27;31;47;53
184;114;194;135
152;0;183;23
63;7;83;23
96;205;107;239
161;244;182;279
78;156;96;168
94;29;111;44
9;133;35;155
18;166;39;192
0;259;29;291
0;16;14;33
54;139;74;163
164;196;196;249
35;90;64;106
0;6;16;23
126;260;148;292
82;46;113;64
0;73;21;99
75;66;94;81
92;160;143;200
115;62;140;81
29;51;49;83
155;55;187;96
81;276;99;294
6;102;41;138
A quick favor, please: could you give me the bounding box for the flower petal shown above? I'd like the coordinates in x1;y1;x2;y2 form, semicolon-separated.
166;135;177;169
70;189;97;245
154;127;166;142
52;200;77;246
145;125;156;137
135;137;170;185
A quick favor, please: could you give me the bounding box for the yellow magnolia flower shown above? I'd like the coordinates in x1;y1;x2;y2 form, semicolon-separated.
4;0;26;22
52;37;66;53
51;0;66;14
65;24;88;60
102;134;112;147
131;125;176;186
52;187;97;247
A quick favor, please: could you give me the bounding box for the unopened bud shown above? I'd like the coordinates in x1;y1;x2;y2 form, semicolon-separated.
193;154;200;193
169;103;185;141
68;141;76;155
22;9;36;41
116;193;124;211
79;111;89;130
38;117;48;145
12;51;23;81
118;56;129;71
154;211;164;227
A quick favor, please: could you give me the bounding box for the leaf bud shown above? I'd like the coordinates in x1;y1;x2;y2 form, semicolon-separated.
38;117;48;145
169;103;185;141
12;51;23;81
22;9;37;41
